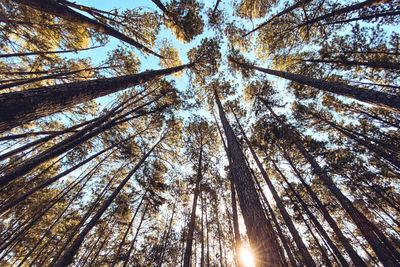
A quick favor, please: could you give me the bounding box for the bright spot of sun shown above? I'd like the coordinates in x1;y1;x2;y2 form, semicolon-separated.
240;246;255;267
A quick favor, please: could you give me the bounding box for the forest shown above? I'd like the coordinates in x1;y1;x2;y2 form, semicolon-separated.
0;0;399;266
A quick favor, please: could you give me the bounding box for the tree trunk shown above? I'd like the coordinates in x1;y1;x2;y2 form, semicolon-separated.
262;98;400;266
122;201;150;267
214;90;282;267
111;185;149;267
0;93;163;187
294;0;388;28
230;59;400;112
0;63;192;132
0;66;116;91
216;206;224;267
205;199;210;267
272;161;349;267
0;117;95;160
54;136;164;267
233;110;316;267
247;163;289;267
158;200;177;267
321;9;400;26
243;0;312;37
314;114;400;170
183;140;204;267
200;193;205;267
282;148;368;266
212;109;242;259
0;136;130;215
151;0;172;17
299;58;400;70
13;0;162;58
0;45;102;58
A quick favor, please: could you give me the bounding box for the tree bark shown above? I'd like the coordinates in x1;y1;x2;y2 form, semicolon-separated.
233;110;316;267
214;90;282;267
0;63;192;132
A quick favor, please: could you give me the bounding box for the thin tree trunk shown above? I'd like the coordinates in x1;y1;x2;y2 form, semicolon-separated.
314;114;400;170
233;110;316;267
0;45;102;58
215;199;224;267
16;167;93;266
281;147;368;266
48;162;126;265
54;136;164;267
158;200;177;267
201;193;205;267
0;116;95;161
262;186;298;267
111;185;149;267
294;0;388;29
212;0;222;15
122;201;150;267
243;0;312;37
151;0;172;17
262;98;400;266
212;110;242;259
0;65;116;91
214;90;282;267
320;9;400;26
248;164;289;267
0;137;128;215
298;58;400;70
183;140;204;267
13;0;163;57
272;161;349;267
0;63;192;132
230;59;400;112
0;94;161;187
205;198;210;267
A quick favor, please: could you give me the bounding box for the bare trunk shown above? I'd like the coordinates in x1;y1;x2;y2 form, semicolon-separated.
230;59;400;112
233;110;316;267
0;63;192;132
214;90;282;267
0;45;102;58
299;58;400;70
183;140;203;267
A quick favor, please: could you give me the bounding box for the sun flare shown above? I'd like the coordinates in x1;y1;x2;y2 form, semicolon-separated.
240;246;256;267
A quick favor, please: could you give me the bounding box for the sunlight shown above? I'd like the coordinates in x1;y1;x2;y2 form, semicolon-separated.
240;246;256;267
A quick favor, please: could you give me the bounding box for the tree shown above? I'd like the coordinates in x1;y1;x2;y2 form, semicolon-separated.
0;63;193;132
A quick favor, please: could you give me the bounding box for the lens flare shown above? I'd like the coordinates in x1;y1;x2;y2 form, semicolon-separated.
240;246;255;267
